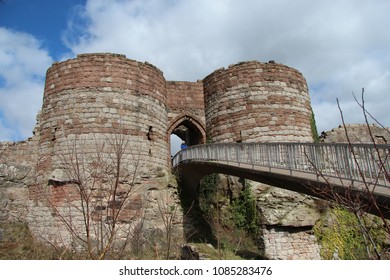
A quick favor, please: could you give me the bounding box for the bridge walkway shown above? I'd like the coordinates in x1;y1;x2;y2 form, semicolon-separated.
172;142;390;219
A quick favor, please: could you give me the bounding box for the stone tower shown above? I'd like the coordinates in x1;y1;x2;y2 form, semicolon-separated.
203;60;313;143
37;53;169;182
1;53;316;254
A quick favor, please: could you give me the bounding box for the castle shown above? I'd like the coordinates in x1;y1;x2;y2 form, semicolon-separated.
38;53;313;169
0;53;316;258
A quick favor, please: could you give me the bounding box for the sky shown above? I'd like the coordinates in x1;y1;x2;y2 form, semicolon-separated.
1;0;390;144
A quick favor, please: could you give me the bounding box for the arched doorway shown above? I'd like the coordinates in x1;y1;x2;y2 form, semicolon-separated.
167;115;206;157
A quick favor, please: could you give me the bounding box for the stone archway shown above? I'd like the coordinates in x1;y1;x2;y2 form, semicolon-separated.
167;114;206;161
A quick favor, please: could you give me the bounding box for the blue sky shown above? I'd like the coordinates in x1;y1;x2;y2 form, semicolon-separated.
1;0;390;144
0;0;82;59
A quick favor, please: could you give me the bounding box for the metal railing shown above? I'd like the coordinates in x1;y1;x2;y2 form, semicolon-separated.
172;142;390;188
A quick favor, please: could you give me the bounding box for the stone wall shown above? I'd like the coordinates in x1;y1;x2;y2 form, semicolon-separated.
251;181;322;259
166;81;205;127
28;53;172;244
25;167;184;253
0;126;39;223
320;124;390;144
0;53;323;258
166;81;206;147
263;226;321;260
37;53;169;183
202;60;320;259
203;61;313;143
1;53;184;251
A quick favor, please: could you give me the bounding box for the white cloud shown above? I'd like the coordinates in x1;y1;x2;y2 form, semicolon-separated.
0;27;53;141
61;0;390;134
1;0;388;142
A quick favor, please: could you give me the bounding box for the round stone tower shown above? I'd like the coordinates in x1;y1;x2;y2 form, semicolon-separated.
203;61;313;143
27;53;174;247
36;53;169;184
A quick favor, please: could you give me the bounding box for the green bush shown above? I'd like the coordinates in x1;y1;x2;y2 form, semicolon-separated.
230;182;259;236
199;173;219;215
197;176;263;259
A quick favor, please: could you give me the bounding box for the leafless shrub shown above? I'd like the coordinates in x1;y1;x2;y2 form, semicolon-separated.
157;191;179;259
45;130;145;259
308;89;390;259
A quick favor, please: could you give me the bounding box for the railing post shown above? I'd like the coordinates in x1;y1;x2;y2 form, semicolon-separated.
250;144;254;168
285;144;290;175
344;145;353;181
267;144;271;171
238;144;242;166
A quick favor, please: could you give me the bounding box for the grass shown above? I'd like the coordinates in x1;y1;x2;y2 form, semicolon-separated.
0;222;79;260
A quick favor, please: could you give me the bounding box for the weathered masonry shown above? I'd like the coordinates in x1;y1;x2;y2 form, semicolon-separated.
0;53;314;258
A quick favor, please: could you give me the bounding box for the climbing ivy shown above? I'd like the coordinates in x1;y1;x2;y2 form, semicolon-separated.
198;175;263;258
313;207;387;259
229;182;259;236
199;173;219;215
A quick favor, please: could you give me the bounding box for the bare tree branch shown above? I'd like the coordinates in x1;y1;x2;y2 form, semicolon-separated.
307;90;389;259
